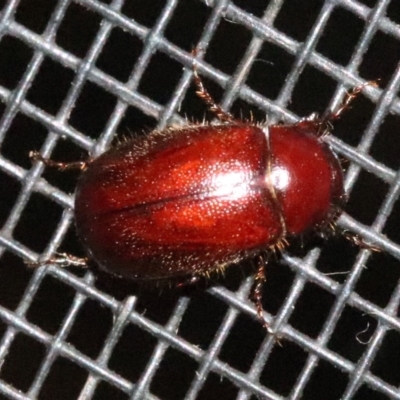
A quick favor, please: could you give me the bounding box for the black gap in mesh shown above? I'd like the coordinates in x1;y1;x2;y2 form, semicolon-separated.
302;358;349;400
346;170;388;227
370;330;400;387
260;341;308;397
288;281;336;339
315;6;365;67
40;356;88;400
0;36;34;90
150;347;198;400
108;322;158;384
65;297;114;359
2;113;48;169
197;370;239;400
26;274;77;336
0;171;21;228
69;80;118;140
164;0;211;51
246;41;295;101
274;0;323;43
93;381;129;400
13;192;64;253
14;0;57;35
205;17;254;75
121;0;167;29
25;57;75;117
55;2;103;59
95;27;143;83
359;30;400;86
0;333;47;393
328;304;378;363
0;252;33;311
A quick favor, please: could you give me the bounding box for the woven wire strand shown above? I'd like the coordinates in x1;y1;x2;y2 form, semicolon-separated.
0;0;399;399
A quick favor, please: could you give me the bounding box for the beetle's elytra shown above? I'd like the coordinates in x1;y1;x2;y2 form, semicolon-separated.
30;50;377;332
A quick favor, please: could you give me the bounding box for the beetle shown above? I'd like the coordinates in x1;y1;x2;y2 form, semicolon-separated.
30;50;377;332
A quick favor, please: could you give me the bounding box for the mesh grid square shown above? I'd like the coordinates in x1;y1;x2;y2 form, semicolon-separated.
0;0;399;399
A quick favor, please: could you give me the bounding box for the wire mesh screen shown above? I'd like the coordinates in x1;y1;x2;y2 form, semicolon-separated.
0;0;399;399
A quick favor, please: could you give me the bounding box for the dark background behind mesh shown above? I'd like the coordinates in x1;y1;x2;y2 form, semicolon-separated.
0;0;400;399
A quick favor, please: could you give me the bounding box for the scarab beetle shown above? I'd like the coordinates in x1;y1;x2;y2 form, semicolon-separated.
30;50;377;331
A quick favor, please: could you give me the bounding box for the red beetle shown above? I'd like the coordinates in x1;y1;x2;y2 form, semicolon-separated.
74;120;344;279
30;51;376;332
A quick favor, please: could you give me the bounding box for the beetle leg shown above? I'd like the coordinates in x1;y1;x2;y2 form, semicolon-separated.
323;80;379;123
26;253;89;268
30;150;90;171
342;231;381;252
252;256;274;333
317;219;380;252
191;48;237;124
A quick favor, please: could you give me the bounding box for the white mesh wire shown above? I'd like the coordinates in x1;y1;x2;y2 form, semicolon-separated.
0;0;400;399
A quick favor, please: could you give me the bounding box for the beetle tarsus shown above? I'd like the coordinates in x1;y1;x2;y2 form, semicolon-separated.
26;253;89;269
342;231;380;252
30;150;89;171
322;80;379;123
